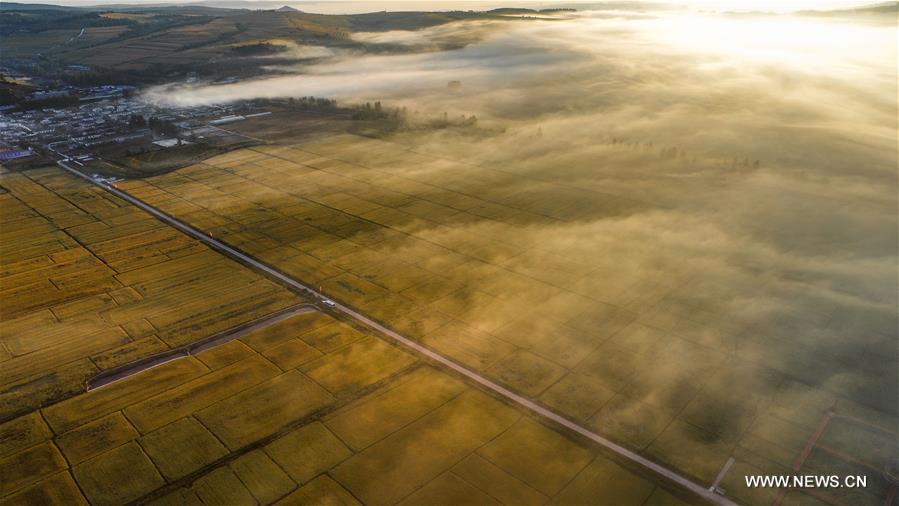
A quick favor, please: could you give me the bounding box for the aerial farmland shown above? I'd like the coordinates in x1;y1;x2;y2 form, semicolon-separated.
111;132;897;506
0;165;695;506
1;1;896;505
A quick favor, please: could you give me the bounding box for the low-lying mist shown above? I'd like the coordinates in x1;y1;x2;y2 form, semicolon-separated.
147;3;897;469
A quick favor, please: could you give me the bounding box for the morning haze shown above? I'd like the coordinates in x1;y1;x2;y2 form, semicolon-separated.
0;1;896;505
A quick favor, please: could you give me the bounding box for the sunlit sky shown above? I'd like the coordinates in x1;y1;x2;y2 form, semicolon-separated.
32;0;884;14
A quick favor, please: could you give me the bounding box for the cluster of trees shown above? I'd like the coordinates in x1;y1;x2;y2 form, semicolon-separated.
286;96;338;111
0;82;32;106
729;157;761;169
349;101;490;136
129;114;179;137
658;146;685;158
429;111;478;128
148;117;178;137
351;101;398;121
0;89;15;106
128;114;147;129
231;42;285;56
609;137;761;168
64;67;159;87
14;94;80;111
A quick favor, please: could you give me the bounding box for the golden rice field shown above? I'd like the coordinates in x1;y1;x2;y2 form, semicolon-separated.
0;166;694;505
111;134;897;506
0;166;300;422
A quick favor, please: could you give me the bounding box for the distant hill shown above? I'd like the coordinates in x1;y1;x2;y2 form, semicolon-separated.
797;1;897;17
0;1;544;87
0;2;82;11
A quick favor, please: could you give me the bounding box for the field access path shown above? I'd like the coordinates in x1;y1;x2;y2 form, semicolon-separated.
57;160;737;506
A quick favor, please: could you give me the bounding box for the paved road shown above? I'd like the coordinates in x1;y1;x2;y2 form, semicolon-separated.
58;160;738;506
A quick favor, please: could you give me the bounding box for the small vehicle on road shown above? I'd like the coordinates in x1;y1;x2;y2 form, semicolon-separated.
322;299;336;308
